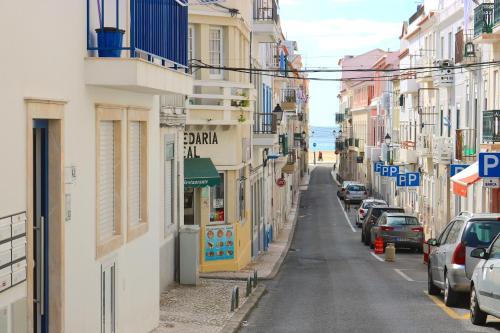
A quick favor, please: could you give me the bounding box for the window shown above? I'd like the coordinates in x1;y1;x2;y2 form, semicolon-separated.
209;27;223;79
444;220;464;244
239;169;246;221
448;32;453;59
210;173;225;223
188;25;195;62
387;216;419;226
440;36;444;59
127;109;149;242
489;237;500;260
96;107;123;258
494;71;499;108
164;137;175;235
463;221;500;248
438;222;454;244
101;262;116;333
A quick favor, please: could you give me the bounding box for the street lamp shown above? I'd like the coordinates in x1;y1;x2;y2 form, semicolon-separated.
273;104;284;123
385;133;392;145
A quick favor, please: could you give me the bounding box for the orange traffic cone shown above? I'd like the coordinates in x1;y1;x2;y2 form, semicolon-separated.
375;237;384;254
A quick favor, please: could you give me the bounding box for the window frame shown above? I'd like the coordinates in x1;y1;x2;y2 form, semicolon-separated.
127;108;149;243
164;136;176;236
209;26;224;79
210;172;226;224
96;106;124;259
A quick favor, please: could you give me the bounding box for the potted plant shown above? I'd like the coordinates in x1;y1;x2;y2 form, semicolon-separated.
95;0;125;57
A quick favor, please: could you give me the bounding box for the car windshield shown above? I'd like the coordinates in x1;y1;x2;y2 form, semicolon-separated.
347;185;365;191
363;201;386;209
463;220;500;247
387;216;419;226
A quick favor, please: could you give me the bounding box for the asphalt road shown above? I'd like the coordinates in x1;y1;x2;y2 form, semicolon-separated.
240;165;500;333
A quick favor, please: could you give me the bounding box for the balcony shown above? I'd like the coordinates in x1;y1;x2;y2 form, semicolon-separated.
432;136;453;164
416;56;434;82
335;139;345;151
281;89;297;112
474;2;500;42
259;42;280;69
253;113;278;147
335;113;345;124
455;29;479;65
279;134;289;156
254;0;279;24
417;134;432;157
483;110;500;143
187;80;254;125
456;129;477;161
496;0;500;28
282;149;297;174
85;0;192;95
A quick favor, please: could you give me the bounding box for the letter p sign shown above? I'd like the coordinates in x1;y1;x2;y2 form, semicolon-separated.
479;153;500;178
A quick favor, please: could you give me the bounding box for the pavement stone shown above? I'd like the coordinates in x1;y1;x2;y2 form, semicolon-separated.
153;279;249;333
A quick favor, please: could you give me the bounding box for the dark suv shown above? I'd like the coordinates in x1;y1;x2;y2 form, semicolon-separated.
361;205;405;246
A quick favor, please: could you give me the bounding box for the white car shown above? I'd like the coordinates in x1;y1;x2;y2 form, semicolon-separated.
356;199;387;227
470;232;500;325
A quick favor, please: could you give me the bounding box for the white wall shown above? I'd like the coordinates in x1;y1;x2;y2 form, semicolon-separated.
0;1;161;332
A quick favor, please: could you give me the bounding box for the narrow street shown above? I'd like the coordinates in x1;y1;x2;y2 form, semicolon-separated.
240;166;500;333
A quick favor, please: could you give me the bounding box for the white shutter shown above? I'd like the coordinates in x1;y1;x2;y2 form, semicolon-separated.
129;121;141;227
164;160;173;227
99;121;115;241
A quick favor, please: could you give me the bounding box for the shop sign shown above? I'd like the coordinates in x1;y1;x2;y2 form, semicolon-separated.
205;225;235;261
276;178;286;187
483;178;500;188
184;131;219;159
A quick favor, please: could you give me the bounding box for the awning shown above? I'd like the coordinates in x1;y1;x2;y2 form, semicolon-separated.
184;158;221;188
451;162;480;197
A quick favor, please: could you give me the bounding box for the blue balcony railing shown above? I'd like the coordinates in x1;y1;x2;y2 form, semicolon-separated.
87;0;188;69
474;2;495;37
495;0;500;26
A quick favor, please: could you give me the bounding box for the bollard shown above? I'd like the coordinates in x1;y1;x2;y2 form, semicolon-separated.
253;270;258;288
374;237;384;254
385;243;396;262
231;286;240;312
246;276;252;297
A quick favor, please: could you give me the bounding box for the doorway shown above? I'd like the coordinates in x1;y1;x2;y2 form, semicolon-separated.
33;120;49;333
184;188;196;225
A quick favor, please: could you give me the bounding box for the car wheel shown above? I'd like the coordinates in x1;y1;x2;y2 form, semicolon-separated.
444;273;459;307
470;285;487;326
427;263;440;296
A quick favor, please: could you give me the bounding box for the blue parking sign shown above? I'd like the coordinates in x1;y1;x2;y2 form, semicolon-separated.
406;172;420;187
397;174;407;187
389;166;400;177
374;162;383;173
479;152;500;178
450;164;469;177
382;166;390;176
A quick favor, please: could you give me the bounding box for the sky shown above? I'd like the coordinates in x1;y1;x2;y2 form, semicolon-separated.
279;0;418;127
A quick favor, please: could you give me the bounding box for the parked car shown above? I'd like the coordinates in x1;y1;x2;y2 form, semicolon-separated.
427;213;500;307
469;233;500;325
337;181;356;200
370;212;423;252
344;184;368;204
356;199;387;227
361;206;405;246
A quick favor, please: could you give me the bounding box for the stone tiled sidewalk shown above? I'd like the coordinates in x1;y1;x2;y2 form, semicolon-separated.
153;279;248;333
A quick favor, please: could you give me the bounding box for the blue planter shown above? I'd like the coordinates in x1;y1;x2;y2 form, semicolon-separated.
95;27;125;57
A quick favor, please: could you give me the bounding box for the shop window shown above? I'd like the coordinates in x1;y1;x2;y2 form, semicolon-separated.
210;173;225;223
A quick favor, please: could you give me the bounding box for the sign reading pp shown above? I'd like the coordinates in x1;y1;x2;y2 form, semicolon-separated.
479;153;500;178
382;165;399;177
374;162;383;173
397;173;420;187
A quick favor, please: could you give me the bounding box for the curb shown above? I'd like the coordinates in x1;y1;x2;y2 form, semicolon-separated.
331;171;341;186
262;193;300;280
219;284;267;333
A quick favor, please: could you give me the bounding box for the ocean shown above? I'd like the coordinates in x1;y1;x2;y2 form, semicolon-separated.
309;126;339;152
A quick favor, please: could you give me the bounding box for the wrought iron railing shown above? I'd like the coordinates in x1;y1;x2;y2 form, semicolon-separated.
253;113;277;134
287;149;297;165
495;0;500;25
474;2;495;37
254;0;279;23
456;129;477;160
281;89;297;104
335;113;345;124
483;110;500;143
86;0;188;69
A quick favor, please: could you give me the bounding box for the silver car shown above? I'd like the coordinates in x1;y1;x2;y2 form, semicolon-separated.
370;212;423;251
428;213;500;306
344;183;368;204
337;181;356;200
470;232;500;326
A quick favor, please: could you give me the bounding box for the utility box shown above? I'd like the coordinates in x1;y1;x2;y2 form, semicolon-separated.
180;225;200;285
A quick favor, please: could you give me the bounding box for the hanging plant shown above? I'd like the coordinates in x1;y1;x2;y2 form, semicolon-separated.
238;114;246;123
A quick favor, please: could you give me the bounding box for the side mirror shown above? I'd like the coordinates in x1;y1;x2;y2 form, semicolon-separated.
471;248;488;259
428;239;439;247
